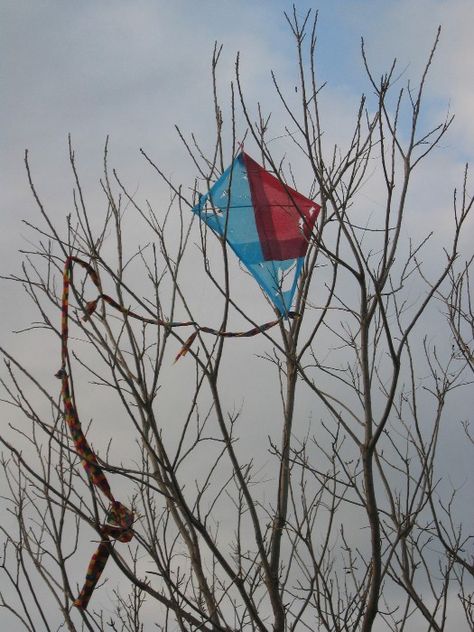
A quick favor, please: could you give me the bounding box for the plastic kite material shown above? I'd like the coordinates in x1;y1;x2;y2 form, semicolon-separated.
192;152;320;315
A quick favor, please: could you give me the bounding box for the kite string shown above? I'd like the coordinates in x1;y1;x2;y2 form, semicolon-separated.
57;256;134;609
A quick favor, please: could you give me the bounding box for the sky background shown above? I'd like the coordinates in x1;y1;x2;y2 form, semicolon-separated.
1;1;473;630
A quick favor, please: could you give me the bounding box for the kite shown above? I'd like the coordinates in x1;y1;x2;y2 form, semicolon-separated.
57;153;319;606
192;152;320;315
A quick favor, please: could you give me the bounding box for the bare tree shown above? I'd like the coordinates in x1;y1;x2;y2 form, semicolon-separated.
1;9;472;632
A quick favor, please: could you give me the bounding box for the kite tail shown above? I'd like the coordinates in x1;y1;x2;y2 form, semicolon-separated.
73;540;111;609
63;256;297;362
174;311;299;358
58;255;297;606
73;501;134;609
58;257;134;609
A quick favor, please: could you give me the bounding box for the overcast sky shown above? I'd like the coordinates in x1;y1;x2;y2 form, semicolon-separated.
2;0;474;306
1;1;473;630
2;0;474;252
